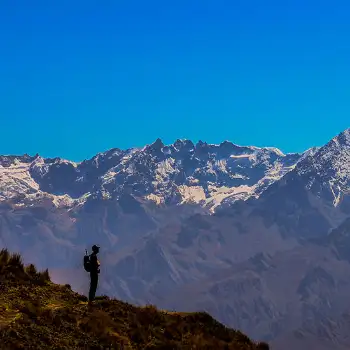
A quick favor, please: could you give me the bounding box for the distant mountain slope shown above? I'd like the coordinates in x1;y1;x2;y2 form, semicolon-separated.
159;217;350;350
103;130;350;306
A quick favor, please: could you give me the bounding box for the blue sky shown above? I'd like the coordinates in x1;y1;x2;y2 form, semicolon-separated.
1;0;349;161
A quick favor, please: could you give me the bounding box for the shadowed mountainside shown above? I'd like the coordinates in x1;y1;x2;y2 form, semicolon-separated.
158;217;350;350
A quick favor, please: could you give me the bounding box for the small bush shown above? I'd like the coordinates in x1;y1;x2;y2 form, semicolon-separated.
8;253;24;271
77;295;88;302
79;310;117;337
256;342;270;350
19;300;42;320
25;263;37;277
0;248;10;266
37;269;51;284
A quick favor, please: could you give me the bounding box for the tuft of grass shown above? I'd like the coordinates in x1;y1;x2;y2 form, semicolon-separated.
0;251;51;286
0;248;10;265
25;263;37;277
37;269;51;284
7;253;24;271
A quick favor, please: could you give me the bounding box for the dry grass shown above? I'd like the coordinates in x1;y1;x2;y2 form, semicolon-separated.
0;248;269;349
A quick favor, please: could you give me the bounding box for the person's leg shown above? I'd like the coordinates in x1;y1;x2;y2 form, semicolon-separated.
89;273;98;301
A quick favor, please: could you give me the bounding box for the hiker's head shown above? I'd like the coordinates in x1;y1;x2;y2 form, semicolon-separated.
92;245;100;254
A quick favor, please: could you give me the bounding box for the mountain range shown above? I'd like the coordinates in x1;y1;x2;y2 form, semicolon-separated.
0;128;350;349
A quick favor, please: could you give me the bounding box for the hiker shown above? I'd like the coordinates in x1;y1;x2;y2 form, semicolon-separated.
84;244;101;304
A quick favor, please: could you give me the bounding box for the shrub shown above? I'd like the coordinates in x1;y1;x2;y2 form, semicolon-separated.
0;248;10;266
25;263;37;277
8;253;24;271
37;269;51;284
257;341;270;350
19;300;42;320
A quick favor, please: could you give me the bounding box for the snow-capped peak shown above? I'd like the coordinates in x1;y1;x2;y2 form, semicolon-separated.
331;127;350;147
291;128;350;206
2;130;348;212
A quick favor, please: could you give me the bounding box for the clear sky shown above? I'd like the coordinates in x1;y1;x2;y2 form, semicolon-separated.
1;0;349;161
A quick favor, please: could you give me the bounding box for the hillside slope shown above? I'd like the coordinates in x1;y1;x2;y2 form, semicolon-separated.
0;249;268;350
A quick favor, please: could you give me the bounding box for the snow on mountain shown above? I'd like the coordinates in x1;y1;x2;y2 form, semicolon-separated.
2;131;346;215
293;128;350;207
0;157;39;200
0;139;306;213
0;155;79;208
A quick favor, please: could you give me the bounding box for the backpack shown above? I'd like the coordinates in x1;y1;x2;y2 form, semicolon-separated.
83;250;91;272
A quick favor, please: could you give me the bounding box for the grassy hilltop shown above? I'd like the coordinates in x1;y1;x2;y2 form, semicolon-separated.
0;249;269;349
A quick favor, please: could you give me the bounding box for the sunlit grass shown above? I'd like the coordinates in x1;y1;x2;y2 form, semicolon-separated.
0;249;269;349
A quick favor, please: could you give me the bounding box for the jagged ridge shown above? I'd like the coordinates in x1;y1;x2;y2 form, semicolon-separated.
0;138;304;212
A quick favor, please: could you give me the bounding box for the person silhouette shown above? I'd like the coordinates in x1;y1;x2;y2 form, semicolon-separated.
88;244;100;304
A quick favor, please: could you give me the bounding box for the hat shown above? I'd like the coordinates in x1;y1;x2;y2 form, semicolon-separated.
92;244;100;251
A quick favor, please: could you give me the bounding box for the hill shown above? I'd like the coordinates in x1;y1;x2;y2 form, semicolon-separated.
0;249;268;350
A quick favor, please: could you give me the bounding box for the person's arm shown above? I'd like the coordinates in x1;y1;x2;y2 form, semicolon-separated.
96;258;100;273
